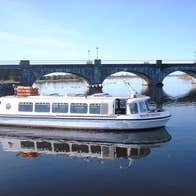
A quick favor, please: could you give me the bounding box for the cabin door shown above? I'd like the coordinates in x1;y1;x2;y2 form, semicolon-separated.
115;99;126;114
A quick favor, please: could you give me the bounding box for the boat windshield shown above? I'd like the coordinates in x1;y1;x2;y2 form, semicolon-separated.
138;100;150;113
145;100;150;111
129;102;138;114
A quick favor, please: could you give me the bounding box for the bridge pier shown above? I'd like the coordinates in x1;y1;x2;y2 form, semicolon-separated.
88;86;102;95
88;82;103;95
141;85;165;103
0;83;15;96
145;81;164;87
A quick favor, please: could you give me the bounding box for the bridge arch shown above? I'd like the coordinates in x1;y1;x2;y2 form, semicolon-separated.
162;70;195;98
101;70;151;86
0;69;20;83
32;71;90;85
101;71;152;96
31;72;90;96
161;68;196;84
19;67;92;86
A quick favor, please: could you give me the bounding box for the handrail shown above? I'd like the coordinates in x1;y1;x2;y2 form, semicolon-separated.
0;60;20;65
162;60;195;64
30;60;89;65
102;60;156;64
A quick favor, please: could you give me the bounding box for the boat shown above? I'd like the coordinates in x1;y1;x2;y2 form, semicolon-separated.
0;84;171;130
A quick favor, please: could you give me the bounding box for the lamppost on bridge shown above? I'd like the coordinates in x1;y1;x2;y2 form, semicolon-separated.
86;50;92;64
88;50;90;61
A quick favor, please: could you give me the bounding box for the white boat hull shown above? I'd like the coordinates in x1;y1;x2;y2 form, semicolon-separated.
0;115;171;130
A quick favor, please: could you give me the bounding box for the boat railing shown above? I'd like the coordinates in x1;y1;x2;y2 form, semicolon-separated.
90;93;112;97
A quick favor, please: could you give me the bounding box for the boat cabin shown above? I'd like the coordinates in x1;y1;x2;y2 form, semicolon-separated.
0;94;151;117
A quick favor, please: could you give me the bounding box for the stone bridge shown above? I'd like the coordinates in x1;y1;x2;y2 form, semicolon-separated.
0;59;196;86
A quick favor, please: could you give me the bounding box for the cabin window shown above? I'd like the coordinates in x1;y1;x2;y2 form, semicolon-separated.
89;103;108;114
102;146;110;157
20;141;35;149
54;143;70;152
35;103;50;112
129;102;138;114
70;103;87;113
116;147;128;158
130;148;139;156
52;103;68;113
139;101;147;113
36;141;52;151
100;103;108;114
90;145;101;154
72;144;89;153
18;102;33;112
89;103;101;114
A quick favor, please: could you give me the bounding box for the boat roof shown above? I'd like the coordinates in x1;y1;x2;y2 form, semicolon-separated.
0;94;150;102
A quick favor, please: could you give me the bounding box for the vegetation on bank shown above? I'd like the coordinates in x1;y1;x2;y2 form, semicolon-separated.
36;74;84;83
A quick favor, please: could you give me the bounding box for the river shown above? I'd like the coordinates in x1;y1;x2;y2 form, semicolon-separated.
0;75;195;196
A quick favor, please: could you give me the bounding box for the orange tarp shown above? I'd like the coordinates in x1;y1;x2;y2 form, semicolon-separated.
16;86;39;96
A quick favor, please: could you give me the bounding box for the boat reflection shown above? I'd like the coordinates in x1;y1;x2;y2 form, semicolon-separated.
0;127;171;167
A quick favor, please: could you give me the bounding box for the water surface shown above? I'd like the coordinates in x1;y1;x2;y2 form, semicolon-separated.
0;76;196;196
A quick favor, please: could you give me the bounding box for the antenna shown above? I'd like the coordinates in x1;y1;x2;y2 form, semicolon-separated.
88;50;90;61
123;79;138;98
120;158;134;169
96;47;99;59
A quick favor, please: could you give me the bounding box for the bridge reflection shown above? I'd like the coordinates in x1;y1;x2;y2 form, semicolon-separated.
89;84;196;106
0;127;171;167
1;83;196;106
142;84;196;105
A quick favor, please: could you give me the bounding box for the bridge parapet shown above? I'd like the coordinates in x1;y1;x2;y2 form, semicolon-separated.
101;60;156;64
0;59;195;66
162;60;196;64
29;60;90;65
0;60;20;65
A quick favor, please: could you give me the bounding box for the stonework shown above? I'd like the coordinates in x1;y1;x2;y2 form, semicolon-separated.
0;60;196;86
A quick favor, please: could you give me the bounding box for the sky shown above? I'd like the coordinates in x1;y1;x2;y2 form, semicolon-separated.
0;0;196;61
